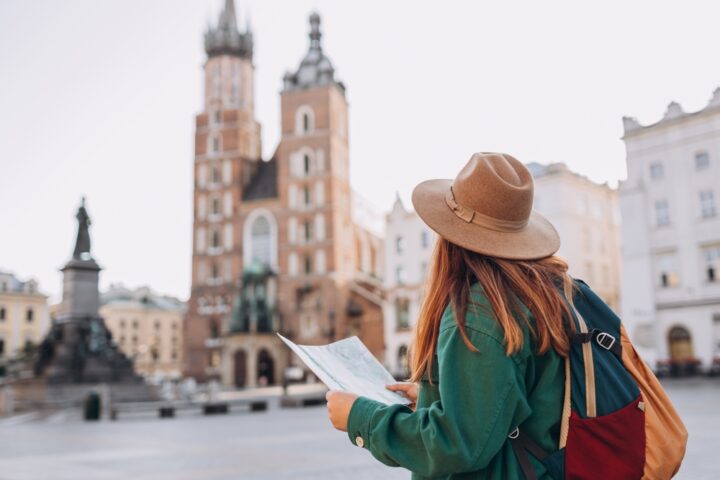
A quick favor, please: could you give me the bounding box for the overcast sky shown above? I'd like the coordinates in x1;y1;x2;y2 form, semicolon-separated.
1;0;719;302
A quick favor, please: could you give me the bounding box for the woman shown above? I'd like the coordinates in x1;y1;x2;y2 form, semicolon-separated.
326;152;577;479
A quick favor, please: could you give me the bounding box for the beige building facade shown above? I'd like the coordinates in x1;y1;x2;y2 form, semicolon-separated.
101;285;185;379
528;162;622;311
0;272;50;362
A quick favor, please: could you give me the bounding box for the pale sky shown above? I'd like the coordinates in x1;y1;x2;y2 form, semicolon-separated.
1;0;719;302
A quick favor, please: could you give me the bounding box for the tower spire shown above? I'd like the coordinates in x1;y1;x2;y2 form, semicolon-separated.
204;0;252;59
309;11;322;50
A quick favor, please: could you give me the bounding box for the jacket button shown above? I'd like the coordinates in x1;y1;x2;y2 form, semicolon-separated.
355;436;365;448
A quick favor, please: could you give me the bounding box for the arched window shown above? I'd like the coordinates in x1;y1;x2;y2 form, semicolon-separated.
211;229;221;249
243;210;278;270
250;216;271;266
295;105;315;135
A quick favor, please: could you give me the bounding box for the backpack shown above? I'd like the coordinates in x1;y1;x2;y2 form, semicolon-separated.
509;279;688;480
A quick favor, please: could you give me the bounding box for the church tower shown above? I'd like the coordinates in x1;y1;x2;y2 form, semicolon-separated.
274;12;355;345
185;0;262;381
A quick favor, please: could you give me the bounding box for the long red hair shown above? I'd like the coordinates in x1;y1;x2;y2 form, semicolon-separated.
410;237;577;383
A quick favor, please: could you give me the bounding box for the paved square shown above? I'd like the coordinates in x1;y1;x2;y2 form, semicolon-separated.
0;380;717;479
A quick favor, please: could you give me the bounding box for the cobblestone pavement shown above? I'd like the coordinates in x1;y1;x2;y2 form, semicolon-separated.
0;379;717;479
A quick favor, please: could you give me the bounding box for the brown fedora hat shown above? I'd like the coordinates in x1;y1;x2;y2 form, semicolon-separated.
412;152;560;260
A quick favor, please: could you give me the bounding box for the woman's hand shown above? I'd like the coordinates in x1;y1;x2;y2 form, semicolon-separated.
325;390;358;432
387;382;418;411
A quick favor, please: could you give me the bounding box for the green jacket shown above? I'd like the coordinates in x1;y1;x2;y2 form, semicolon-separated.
347;284;564;479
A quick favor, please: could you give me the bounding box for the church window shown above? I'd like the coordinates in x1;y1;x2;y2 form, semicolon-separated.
304;220;313;243
289;253;299;276
209;320;220;339
315;250;326;274
295;106;315;135
250;216;272;266
315;214;325;240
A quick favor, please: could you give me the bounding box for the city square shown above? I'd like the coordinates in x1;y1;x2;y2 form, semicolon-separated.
0;380;718;480
2;0;720;478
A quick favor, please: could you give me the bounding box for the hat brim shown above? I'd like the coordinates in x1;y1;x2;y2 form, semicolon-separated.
412;179;560;260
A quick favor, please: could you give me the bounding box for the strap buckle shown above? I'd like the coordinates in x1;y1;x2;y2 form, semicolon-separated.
595;332;616;351
508;427;520;439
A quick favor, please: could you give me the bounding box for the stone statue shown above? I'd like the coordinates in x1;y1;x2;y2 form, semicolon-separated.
73;197;92;259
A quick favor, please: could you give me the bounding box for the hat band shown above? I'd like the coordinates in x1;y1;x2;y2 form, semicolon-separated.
445;187;528;233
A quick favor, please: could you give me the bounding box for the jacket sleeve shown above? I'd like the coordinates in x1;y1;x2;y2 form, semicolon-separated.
346;319;531;477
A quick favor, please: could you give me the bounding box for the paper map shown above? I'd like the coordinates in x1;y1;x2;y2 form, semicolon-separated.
277;334;411;406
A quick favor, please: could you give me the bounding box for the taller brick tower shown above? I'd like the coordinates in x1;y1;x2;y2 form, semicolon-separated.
184;0;262;381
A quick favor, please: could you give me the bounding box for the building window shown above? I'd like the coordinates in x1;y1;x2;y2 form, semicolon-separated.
211;262;219;282
398;345;409;376
304;255;313;275
26;308;33;323
155;320;161;330
133;320;139;329
420;261;428;280
212;136;220;153
304;220;313;243
303;154;311;175
295;106;315;135
396;266;406;285
704;246;720;283
655;253;679;288
395;298;410;329
211;229;221;248
211;109;221;124
0;339;4;357
315;250;326;274
303;186;311;207
289;252;298;276
695;151;710;170
250;216;271;266
655;200;670;227
209;320;220;339
396;236;405;254
120;319;126;329
0;307;5;321
213;165;222;184
700;190;716;218
421;230;430;249
649;162;664;180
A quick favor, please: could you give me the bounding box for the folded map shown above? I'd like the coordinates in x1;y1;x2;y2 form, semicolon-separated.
277;333;411;406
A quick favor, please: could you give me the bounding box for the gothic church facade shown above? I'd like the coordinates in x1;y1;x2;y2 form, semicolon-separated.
184;1;385;386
